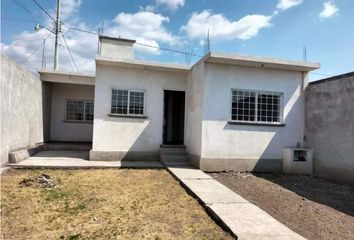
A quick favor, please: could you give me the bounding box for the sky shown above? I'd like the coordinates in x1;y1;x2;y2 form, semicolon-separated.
1;0;354;81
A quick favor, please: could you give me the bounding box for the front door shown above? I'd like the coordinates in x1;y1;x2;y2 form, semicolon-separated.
163;90;185;145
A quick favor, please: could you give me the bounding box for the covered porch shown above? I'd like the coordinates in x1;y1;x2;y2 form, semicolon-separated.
40;69;95;143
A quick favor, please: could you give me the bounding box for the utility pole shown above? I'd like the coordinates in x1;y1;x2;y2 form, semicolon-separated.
54;0;61;70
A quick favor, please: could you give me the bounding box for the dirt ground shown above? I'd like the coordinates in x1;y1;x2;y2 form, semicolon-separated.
209;172;354;240
1;169;233;240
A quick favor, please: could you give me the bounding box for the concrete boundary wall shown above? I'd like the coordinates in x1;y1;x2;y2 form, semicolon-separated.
0;54;44;166
306;72;354;183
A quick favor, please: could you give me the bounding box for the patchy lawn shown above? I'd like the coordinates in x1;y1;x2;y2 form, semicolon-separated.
1;169;233;240
209;172;354;240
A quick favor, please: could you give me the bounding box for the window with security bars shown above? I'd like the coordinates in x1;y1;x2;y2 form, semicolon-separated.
85;101;94;121
231;89;283;124
111;89;145;116
66;100;94;122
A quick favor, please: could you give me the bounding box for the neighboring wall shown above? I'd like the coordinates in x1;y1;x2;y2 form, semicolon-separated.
50;83;94;142
185;61;204;159
200;63;305;172
92;64;187;160
0;54;43;166
306;72;354;183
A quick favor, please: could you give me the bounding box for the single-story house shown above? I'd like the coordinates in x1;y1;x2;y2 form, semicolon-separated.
39;36;320;172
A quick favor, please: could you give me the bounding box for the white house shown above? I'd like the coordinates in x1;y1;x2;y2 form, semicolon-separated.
39;36;320;172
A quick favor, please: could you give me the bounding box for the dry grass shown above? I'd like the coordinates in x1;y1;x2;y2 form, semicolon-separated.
1;169;232;240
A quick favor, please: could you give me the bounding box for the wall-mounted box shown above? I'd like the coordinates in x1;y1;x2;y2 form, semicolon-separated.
283;148;313;175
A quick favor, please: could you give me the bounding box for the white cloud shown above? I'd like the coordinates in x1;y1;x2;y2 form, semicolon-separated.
276;0;303;11
1;8;179;72
61;0;82;20
105;11;179;54
181;10;272;41
2;0;97;73
133;38;161;54
319;1;339;18
156;0;185;10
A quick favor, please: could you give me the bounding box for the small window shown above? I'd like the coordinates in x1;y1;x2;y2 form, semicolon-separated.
66;100;94;122
111;89;145;116
231;89;283;124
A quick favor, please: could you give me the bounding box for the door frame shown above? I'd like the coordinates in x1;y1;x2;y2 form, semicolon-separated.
162;89;187;146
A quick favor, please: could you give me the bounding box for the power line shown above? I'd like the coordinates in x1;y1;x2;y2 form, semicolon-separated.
32;0;55;21
12;0;39;22
20;34;51;64
135;42;203;57
12;36;54;44
1;17;37;23
66;26;202;57
61;32;78;71
68;27;98;35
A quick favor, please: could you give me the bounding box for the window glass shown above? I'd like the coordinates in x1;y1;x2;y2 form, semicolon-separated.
111;89;128;114
85;101;94;121
232;89;282;123
66;100;84;121
111;89;145;116
129;91;144;115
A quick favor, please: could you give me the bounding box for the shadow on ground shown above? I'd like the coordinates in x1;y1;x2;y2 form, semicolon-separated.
254;173;354;217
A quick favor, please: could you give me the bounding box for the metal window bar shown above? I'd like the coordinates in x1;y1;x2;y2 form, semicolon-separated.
231;89;283;124
66;100;94;122
111;89;145;116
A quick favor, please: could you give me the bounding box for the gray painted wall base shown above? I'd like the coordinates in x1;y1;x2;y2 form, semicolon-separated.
190;155;282;172
89;150;159;162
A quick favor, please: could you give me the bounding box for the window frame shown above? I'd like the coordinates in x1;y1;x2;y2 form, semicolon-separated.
65;99;94;123
110;88;146;117
229;88;284;125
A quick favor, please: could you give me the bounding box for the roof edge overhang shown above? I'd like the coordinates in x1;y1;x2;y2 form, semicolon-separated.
203;52;320;72
99;35;136;43
38;69;95;85
96;56;191;73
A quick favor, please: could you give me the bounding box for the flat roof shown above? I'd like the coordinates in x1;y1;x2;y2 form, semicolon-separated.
203;52;320;72
38;69;95;85
96;56;191;73
96;51;319;73
39;69;95;78
99;35;136;43
309;71;354;85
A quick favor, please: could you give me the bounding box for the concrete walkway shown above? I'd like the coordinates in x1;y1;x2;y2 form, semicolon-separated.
166;164;306;240
7;151;164;169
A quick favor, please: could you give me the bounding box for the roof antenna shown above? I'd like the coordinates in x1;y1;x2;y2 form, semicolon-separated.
97;27;101;54
204;29;210;55
185;49;194;65
303;46;307;61
100;20;104;35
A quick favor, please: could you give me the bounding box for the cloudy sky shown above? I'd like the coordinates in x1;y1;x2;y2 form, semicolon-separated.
1;0;354;81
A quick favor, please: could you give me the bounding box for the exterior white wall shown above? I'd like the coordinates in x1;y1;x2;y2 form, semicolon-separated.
201;63;304;162
1;54;43;165
50;83;94;142
100;39;134;60
92;65;187;152
185;61;204;157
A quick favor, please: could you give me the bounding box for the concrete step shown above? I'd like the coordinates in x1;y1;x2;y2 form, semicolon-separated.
160;146;187;155
161;155;189;162
41;142;92;151
160;146;192;167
